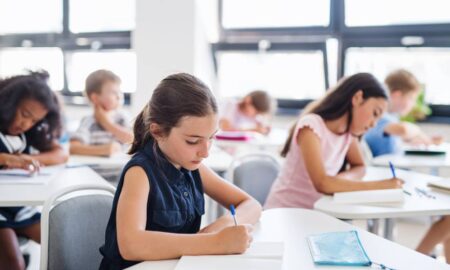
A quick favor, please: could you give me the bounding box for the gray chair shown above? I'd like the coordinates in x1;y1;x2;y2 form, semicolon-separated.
40;184;116;270
226;153;280;205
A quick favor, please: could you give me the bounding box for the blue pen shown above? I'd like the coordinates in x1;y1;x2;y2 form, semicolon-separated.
389;161;411;196
230;204;237;226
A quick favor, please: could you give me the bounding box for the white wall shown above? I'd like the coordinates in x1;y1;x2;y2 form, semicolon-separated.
132;0;216;115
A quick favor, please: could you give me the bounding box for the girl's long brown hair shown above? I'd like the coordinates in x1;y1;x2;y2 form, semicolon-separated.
129;73;217;155
280;73;388;157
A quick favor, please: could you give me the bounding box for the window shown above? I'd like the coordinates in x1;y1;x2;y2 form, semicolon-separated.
222;0;330;29
67;51;136;93
69;0;135;33
345;47;450;105
0;0;62;34
345;0;450;27
0;48;64;90
217;50;326;100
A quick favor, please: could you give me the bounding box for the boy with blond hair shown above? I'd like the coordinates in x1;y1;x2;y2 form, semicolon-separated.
70;69;133;156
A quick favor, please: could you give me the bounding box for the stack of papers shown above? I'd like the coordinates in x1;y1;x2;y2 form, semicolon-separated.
174;242;284;270
333;189;405;205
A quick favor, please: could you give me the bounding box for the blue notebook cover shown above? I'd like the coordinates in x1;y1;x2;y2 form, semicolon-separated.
306;230;371;266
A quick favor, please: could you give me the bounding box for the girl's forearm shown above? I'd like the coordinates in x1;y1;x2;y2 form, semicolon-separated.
119;230;220;261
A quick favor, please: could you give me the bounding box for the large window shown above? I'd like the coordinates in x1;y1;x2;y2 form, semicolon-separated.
345;47;450;105
69;0;135;33
0;0;134;98
217;49;326;100
0;0;62;34
222;0;330;29
0;48;64;90
67;51;136;93
345;0;450;27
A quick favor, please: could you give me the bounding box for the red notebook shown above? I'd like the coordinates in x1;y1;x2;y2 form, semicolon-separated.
215;131;253;141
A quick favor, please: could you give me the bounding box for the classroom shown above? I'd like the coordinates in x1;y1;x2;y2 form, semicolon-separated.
1;0;450;269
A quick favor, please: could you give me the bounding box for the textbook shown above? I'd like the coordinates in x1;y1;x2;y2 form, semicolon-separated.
174;242;284;270
333;189;405;204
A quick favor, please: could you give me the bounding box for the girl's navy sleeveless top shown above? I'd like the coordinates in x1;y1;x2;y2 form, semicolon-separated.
99;142;205;269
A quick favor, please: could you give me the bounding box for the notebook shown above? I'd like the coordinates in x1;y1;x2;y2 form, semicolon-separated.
174;242;284;270
215;131;253;141
307;230;371;266
428;179;450;192
404;145;446;156
333;189;405;204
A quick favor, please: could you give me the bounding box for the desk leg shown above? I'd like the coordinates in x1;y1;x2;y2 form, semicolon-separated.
367;219;379;235
383;218;395;240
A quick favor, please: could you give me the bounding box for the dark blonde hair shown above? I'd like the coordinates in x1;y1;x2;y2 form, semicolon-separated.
281;73;388;157
85;69;121;97
240;90;273;114
129;73;217;154
385;69;420;94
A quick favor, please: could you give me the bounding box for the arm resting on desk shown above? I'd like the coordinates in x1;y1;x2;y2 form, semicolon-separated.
299;128;402;195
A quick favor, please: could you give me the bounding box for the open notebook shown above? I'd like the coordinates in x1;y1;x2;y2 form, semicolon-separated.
333;189;405;205
174;242;284;270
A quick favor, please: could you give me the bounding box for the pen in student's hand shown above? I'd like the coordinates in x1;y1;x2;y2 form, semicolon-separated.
389;161;411;196
388;161;396;178
230;204;237;226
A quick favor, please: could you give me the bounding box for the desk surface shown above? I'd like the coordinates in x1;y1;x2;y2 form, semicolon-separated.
215;128;287;149
0;166;112;207
68;145;233;173
372;143;450;169
127;208;446;270
314;167;450;219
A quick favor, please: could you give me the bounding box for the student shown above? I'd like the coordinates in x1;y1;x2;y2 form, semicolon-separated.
0;71;67;270
99;73;261;269
364;69;442;157
70;69;133;157
264;73;403;210
219;90;274;134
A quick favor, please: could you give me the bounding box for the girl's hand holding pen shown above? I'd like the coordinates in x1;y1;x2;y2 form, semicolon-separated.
214;224;254;254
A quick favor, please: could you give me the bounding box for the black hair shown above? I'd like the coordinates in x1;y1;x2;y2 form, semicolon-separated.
0;71;62;151
281;73;388;157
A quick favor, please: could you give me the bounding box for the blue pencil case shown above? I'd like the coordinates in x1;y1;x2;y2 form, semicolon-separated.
306;230;371;266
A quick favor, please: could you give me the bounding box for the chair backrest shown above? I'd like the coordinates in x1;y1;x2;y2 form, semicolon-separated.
226;153;280;205
40;185;116;270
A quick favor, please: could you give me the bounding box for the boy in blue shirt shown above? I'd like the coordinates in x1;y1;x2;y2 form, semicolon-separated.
364;69;442;157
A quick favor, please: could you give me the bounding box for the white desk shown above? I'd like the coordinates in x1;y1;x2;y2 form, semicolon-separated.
127;208;447;270
314;166;450;220
0;166;112;207
68;146;233;174
371;143;450;175
215;128;288;150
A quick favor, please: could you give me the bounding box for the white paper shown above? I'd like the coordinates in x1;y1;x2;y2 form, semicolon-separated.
175;256;282;270
0;165;63;184
174;242;284;270
333;189;405;204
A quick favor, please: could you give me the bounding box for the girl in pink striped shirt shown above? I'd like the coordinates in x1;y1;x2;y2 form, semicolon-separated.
265;73;403;209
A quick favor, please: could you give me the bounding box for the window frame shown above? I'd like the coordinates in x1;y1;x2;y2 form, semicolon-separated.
0;0;132;105
217;0;450;118
212;42;329;110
